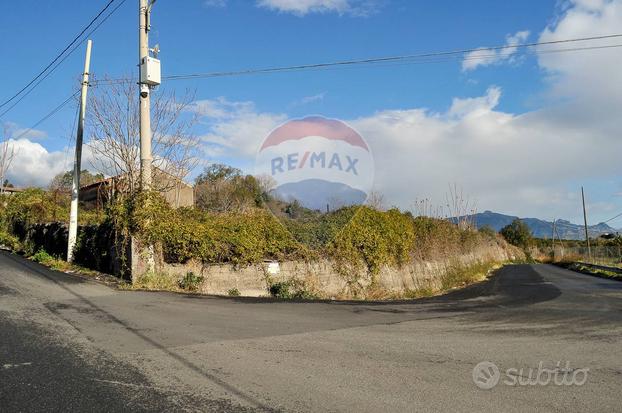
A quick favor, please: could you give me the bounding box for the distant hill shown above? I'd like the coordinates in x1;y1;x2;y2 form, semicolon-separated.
462;211;619;240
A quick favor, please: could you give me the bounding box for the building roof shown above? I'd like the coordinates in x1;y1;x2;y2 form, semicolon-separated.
0;186;22;193
80;177;115;192
80;169;193;191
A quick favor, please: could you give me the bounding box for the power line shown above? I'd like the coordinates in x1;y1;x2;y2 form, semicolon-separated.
0;0;119;116
0;0;128;120
164;43;622;81
91;33;622;85
11;92;80;142
604;211;622;224
63;101;81;172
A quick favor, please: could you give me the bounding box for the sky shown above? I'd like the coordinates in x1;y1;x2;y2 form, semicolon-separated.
0;0;621;226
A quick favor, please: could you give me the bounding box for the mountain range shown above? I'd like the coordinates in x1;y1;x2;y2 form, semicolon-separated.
465;211;619;240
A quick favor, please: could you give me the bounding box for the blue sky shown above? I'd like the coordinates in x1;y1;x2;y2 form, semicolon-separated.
1;0;621;225
1;0;552;129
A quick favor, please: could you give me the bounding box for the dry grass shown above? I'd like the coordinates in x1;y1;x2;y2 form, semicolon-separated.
128;272;181;291
360;260;501;300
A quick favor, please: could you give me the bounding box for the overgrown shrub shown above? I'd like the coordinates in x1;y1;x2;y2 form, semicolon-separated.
500;219;532;249
72;222;123;275
269;281;291;298
130;194;306;267
268;280;316;300
133;272;178;291
178;272;204;291
478;225;497;239
329;207;415;281
31;249;55;265
2;188;67;229
227;288;241;297
0;230;19;250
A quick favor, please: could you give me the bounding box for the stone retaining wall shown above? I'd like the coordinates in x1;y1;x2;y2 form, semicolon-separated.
146;239;522;298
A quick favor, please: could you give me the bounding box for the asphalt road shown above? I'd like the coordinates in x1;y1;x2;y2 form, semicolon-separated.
1;250;621;412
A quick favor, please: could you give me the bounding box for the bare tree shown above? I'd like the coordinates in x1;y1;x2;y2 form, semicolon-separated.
366;190;386;211
445;183;477;229
0;124;16;193
255;173;277;195
87;77;199;195
411;198;444;219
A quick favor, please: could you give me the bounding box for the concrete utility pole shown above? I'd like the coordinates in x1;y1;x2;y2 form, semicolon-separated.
67;39;93;263
138;0;160;274
551;219;556;260
139;0;153;190
581;186;592;261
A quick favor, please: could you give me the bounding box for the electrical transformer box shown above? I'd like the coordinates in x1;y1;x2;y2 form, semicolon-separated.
140;56;161;86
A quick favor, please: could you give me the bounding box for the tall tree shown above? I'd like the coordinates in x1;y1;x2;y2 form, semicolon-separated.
500;218;533;249
49;170;105;194
87;78;199;194
194;164;263;212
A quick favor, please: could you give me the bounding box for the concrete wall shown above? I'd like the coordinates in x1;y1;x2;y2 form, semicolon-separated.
143;239;522;298
19;222;130;279
162;183;194;208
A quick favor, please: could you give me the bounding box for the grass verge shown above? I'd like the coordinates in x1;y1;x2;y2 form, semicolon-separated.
29;248;115;282
371;260;504;300
556;262;622;281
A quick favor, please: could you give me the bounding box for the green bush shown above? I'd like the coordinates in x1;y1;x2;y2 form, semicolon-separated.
478;225;497;239
0;230;20;251
269;281;292;298
268;280;316;300
149;204;304;267
2;188;68;229
31;249;55;265
178;272;204;291
500;219;532;249
329;207;415;280
227;288;241;297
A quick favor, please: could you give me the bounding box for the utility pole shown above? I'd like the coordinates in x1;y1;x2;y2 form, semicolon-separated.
138;0;160;273
551;219;556;260
67;39;93;263
581;186;592;262
139;0;153;190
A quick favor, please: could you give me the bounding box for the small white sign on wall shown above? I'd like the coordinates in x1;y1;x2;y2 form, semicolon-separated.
267;261;280;275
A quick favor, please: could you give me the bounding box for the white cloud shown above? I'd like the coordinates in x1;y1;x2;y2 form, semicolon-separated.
2;121;47;140
348;89;621;221
256;0;380;16
204;0;227;7
3;139;68;188
291;92;326;107
447;86;502;119
462;30;530;71
189;97;255;120
537;0;622;105
189;98;287;158
2;135;103;189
